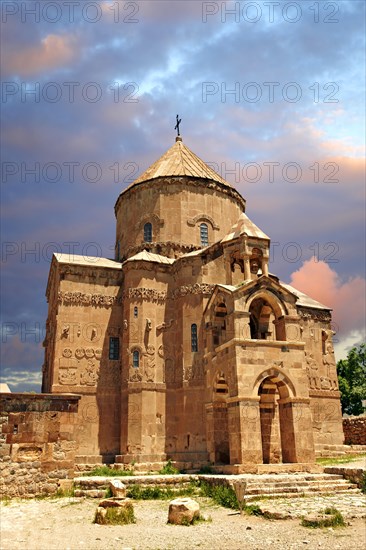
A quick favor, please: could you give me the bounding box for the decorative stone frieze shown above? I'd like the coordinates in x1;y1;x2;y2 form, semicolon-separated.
58;291;120;307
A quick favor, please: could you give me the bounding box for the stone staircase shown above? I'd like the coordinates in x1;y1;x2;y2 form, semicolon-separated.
73;472;362;501
315;444;366;458
228;473;361;501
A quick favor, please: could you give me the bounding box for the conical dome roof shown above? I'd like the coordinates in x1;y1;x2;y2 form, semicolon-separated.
221;213;270;242
128;137;232;188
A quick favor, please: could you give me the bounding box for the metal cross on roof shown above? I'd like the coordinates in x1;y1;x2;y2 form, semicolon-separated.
174;114;182;137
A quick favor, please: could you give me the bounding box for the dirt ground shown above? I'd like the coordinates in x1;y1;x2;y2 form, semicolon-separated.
1;496;365;550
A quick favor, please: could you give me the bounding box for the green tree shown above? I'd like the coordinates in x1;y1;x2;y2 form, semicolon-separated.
337;344;366;415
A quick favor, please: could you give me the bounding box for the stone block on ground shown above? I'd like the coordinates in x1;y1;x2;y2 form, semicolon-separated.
168;497;200;525
109;479;126;498
94;498;135;525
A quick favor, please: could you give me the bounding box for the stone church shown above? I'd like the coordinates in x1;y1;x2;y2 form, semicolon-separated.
42;135;344;469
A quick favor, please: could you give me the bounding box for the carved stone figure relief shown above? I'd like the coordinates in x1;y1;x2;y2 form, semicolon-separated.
80;360;99;386
58;368;77;385
156;319;175;332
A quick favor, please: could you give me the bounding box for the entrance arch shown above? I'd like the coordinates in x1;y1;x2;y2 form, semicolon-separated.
258;374;297;463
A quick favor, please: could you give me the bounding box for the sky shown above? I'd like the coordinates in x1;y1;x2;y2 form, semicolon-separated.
0;0;365;392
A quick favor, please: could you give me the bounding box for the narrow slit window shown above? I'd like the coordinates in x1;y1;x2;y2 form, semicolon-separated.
144;222;152;243
134;306;138;318
133;350;140;368
200;223;209;247
191;323;198;352
109;337;119;360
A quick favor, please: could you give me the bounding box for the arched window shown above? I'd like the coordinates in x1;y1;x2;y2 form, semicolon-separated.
191;323;198;352
200;223;209;247
144;222;152;243
134;306;138;318
133;350;140;368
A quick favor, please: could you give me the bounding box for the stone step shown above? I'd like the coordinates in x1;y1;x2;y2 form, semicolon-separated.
245;482;357;495
245;477;355;487
244;488;361;502
243;474;345;482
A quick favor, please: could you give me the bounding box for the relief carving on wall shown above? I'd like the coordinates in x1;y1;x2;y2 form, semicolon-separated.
61;325;70;338
62;348;72;358
80;360;99;386
59;367;77;385
156;319;175;332
299;309;332;322
305;351;320;390
58;291;120;308
124;284;215;303
144;344;155;382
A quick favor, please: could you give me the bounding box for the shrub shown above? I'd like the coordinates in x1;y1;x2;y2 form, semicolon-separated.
159;460;180;475
82;466;134;477
199;481;239;509
94;504;135;525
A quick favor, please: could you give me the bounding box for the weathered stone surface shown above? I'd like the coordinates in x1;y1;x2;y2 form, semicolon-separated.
1;135;346;478
109;479;126;498
168;497;200;525
0;394;79;498
94;498;135;525
343;417;366;445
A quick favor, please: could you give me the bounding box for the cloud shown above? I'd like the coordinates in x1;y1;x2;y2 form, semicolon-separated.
4;34;76;76
288;259;366;348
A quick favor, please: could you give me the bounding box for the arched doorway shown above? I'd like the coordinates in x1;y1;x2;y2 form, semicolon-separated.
212;372;230;464
249;294;286;341
258;374;296;463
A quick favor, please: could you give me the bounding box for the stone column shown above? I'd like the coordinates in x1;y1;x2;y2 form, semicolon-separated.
244;257;251;280
205;403;215;463
278;398;315;463
228;397;262;464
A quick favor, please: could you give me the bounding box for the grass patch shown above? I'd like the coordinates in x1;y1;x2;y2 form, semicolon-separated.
94;504;135;525
127;481;198;501
198;481;239;510
316;453;366;466
301;507;346;528
0;496;11;506
158;460;180;475
82;466;134;477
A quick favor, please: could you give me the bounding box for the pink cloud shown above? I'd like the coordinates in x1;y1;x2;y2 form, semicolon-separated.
5;34;76;76
289;259;366;337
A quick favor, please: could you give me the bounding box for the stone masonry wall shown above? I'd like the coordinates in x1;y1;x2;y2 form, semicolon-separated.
0;393;80;498
343;416;366;445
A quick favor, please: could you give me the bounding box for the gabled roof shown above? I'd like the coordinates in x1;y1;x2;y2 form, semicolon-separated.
205;275;330;314
123;250;175;265
221;213;270;243
127;137;232;188
281;283;331;310
53;253;122;269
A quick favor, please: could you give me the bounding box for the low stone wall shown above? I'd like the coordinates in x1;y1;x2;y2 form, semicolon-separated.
324;467;365;489
343;417;366;445
0;393;80;498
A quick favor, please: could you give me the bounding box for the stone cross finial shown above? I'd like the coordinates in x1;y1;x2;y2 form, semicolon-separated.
174;114;182;137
